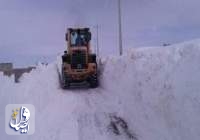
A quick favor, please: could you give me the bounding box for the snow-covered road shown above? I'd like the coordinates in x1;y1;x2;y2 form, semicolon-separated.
1;39;200;140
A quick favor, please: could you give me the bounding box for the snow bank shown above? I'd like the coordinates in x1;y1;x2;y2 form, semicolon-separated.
0;39;200;140
101;40;200;140
0;73;15;104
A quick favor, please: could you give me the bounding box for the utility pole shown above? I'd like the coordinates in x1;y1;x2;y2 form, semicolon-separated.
118;0;123;56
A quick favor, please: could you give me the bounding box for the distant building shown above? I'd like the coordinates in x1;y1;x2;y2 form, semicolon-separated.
163;43;171;47
0;63;13;76
0;63;13;71
0;63;35;82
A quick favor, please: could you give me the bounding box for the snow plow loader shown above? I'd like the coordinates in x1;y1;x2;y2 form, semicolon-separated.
61;28;98;89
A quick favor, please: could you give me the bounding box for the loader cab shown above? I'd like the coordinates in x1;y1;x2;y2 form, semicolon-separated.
66;28;91;48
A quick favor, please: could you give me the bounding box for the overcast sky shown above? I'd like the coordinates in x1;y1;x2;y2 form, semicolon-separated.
0;0;200;67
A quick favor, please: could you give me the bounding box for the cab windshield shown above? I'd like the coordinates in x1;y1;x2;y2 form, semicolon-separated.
70;30;88;46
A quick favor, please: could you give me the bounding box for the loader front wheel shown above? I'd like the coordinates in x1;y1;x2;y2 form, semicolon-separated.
89;73;98;88
61;71;70;89
62;80;70;89
62;77;70;89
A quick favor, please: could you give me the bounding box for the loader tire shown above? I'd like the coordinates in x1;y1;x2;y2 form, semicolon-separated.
61;70;70;89
89;73;98;88
62;80;70;89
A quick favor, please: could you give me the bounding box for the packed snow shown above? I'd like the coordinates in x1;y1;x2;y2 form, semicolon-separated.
1;39;200;140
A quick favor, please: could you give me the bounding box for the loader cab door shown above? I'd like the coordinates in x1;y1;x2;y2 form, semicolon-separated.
70;31;78;46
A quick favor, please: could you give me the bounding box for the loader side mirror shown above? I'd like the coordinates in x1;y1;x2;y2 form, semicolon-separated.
62;54;71;63
86;32;91;42
65;33;68;41
89;54;96;63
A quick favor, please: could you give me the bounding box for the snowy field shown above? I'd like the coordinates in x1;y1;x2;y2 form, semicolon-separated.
1;39;200;140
